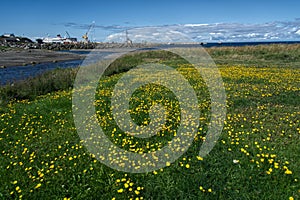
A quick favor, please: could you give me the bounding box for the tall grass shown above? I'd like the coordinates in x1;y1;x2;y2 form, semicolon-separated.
0;68;78;104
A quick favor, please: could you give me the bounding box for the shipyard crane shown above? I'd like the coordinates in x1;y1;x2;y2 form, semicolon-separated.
82;22;95;43
64;31;78;43
65;31;71;39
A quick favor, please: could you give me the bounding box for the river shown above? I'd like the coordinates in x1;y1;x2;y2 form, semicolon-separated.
0;51;113;85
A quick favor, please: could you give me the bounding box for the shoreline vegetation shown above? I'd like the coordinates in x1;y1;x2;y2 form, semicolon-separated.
0;43;299;199
1;43;300;67
1;44;300;104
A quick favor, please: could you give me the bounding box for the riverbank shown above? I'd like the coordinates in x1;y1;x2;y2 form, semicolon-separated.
0;47;148;68
0;49;85;67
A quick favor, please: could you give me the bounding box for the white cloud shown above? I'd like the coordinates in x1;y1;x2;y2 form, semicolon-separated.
106;19;300;43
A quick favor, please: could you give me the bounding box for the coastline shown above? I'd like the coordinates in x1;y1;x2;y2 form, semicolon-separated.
0;49;86;68
0;48;141;68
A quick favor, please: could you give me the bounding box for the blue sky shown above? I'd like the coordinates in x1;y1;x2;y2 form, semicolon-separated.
1;0;300;41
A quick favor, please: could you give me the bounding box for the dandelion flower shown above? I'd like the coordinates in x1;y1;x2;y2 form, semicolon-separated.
197;156;203;161
285;170;292;175
117;188;124;193
35;183;42;189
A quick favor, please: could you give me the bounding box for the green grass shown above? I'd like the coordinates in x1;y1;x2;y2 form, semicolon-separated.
206;44;300;67
0;45;299;199
1;44;299;104
0;68;78;104
0;50;182;105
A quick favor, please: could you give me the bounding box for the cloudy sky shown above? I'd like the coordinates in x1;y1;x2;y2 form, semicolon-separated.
1;0;300;42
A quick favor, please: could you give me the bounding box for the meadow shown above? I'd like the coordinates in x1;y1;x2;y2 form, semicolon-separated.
0;44;299;199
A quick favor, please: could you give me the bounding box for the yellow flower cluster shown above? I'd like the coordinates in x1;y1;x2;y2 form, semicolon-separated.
114;174;144;199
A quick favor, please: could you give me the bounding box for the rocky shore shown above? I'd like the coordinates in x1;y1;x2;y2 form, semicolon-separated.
0;41;155;51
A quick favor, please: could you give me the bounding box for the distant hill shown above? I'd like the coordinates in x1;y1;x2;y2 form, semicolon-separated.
0;34;33;44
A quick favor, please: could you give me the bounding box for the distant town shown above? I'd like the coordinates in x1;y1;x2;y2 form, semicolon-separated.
2;32;300;51
0;30;143;51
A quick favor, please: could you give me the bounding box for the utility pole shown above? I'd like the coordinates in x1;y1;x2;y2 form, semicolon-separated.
125;30;132;46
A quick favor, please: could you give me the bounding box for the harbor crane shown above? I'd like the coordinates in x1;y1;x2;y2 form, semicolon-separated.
82;21;95;43
65;31;71;39
65;31;77;43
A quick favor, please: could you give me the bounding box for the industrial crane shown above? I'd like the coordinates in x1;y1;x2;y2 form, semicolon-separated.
82;22;95;43
65;31;78;43
65;31;71;39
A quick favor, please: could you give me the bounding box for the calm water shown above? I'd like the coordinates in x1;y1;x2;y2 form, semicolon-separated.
159;41;300;48
0;60;83;85
0;51;114;85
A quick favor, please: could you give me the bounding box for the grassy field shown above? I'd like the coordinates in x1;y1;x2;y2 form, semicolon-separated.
0;44;299;199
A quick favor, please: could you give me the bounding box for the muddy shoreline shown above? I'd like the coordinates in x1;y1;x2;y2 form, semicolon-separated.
0;49;86;68
0;48;142;68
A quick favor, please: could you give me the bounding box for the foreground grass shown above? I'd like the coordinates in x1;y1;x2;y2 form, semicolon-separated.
0;45;299;199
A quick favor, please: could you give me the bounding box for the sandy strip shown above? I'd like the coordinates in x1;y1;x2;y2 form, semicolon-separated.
0;47;157;68
0;49;85;67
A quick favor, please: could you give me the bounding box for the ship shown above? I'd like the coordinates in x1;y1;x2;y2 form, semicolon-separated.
41;33;77;44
